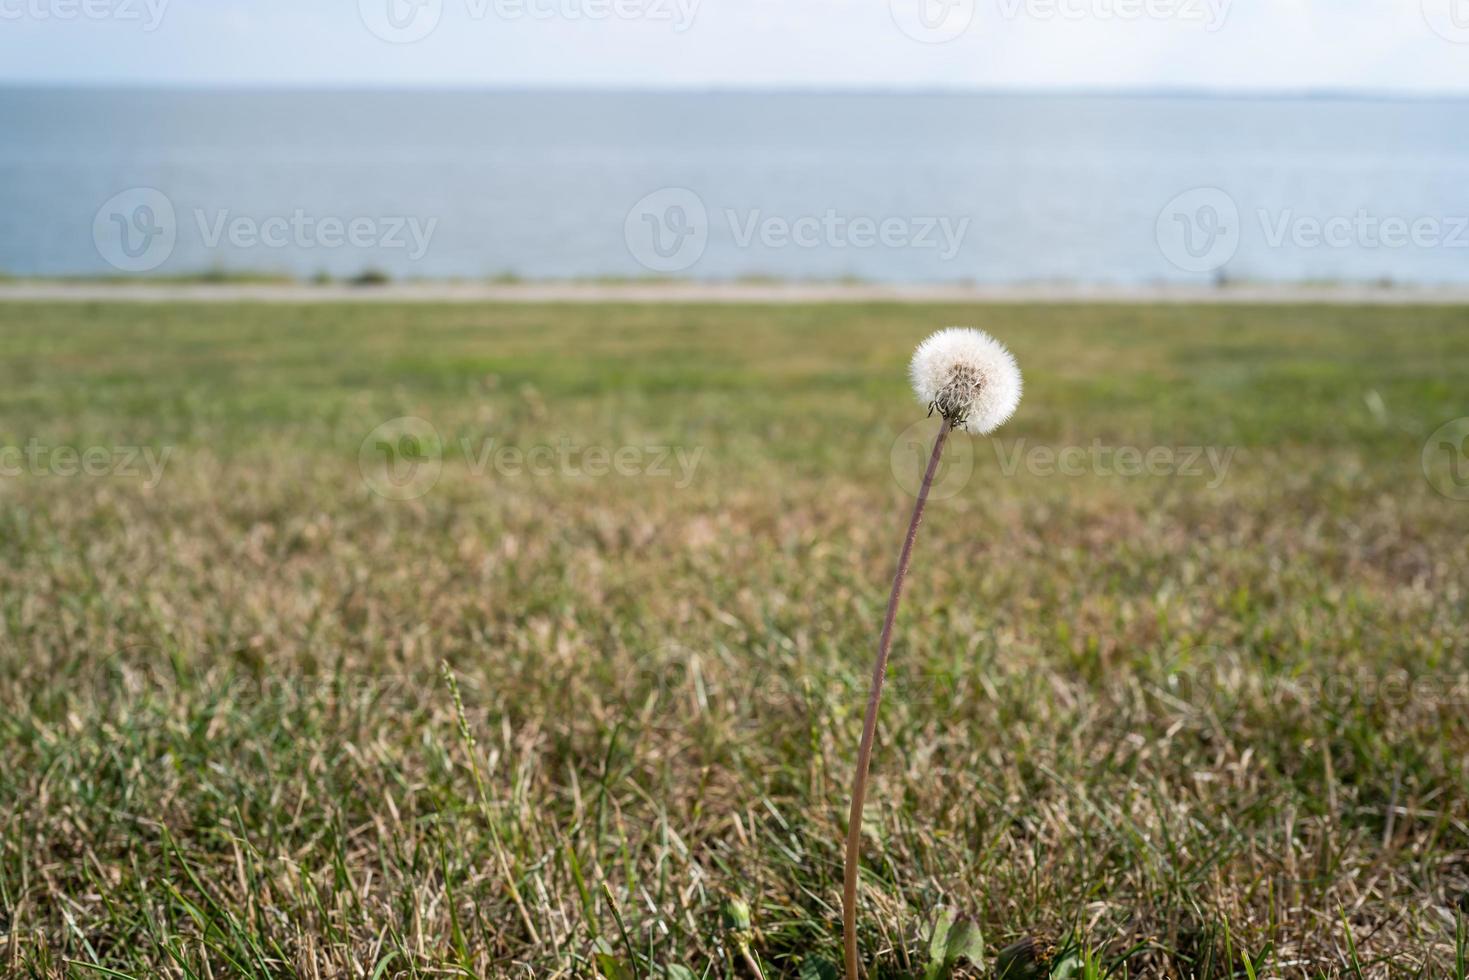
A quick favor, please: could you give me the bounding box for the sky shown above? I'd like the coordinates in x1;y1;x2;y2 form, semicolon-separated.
1;0;1468;93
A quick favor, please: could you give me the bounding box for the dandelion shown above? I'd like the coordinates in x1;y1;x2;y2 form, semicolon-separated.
909;326;1023;435
842;327;1022;980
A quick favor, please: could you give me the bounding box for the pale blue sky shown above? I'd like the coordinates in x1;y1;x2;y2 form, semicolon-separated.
2;0;1468;93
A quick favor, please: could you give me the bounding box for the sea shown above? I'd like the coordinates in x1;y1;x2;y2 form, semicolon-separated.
2;88;1467;284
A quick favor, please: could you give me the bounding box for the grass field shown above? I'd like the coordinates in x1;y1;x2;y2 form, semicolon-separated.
1;301;1467;978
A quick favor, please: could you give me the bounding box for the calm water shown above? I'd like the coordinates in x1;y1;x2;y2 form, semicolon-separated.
2;88;1468;284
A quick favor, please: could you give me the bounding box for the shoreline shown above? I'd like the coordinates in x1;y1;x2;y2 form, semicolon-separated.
3;281;1469;304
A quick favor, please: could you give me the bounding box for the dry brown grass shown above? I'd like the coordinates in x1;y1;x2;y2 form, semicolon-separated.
0;301;1467;978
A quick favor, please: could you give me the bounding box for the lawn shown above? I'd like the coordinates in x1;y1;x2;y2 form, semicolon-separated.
1;301;1467;978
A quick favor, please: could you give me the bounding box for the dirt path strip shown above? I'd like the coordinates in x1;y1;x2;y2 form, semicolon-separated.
3;281;1469;304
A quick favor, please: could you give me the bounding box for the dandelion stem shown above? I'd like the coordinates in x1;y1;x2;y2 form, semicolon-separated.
842;416;951;980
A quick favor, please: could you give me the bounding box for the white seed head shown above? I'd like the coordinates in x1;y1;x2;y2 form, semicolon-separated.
909;327;1022;435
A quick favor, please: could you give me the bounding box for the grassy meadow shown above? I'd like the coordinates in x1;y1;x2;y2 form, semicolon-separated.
1;301;1467;978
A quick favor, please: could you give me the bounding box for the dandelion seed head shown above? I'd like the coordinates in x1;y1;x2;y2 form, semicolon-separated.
909;327;1022;434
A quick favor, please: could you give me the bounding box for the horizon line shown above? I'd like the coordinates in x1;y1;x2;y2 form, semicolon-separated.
3;81;1469;101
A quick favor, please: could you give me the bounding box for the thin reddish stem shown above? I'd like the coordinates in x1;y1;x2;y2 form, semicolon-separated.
842;417;952;980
